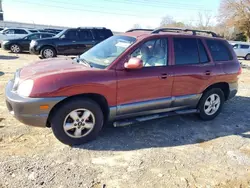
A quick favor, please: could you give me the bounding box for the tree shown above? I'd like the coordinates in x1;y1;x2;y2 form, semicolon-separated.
197;12;212;30
219;0;250;40
131;24;142;29
160;15;186;28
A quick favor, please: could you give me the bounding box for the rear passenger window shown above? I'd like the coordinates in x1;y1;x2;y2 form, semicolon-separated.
206;40;233;61
79;30;93;40
198;39;209;63
174;38;199;65
240;45;250;49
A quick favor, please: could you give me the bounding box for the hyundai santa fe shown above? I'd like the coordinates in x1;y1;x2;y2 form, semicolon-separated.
5;28;241;145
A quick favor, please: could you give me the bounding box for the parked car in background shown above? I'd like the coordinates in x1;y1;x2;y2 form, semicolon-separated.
229;41;250;60
5;28;241;145
2;32;55;53
28;29;39;33
0;28;32;43
29;27;113;58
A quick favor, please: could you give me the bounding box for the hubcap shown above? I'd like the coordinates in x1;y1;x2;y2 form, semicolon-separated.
204;94;221;116
43;49;53;58
63;109;95;138
247;54;250;60
11;45;20;53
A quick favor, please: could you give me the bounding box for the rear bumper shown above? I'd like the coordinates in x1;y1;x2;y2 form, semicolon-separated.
228;82;238;100
5;80;65;127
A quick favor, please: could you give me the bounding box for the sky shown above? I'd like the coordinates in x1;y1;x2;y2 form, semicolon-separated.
2;0;221;32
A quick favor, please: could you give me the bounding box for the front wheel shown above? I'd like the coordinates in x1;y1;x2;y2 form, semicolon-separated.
40;47;56;59
50;98;104;145
198;88;225;120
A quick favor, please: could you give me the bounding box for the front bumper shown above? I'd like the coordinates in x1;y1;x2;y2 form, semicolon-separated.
5;80;65;127
29;45;40;55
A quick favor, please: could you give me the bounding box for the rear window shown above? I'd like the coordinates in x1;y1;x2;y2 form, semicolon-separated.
240;44;250;49
93;29;113;40
206;40;233;61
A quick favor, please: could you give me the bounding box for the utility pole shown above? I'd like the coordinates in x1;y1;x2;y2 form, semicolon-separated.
0;0;3;21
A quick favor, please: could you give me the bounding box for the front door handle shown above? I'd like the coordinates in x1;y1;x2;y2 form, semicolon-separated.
205;71;211;75
160;73;168;79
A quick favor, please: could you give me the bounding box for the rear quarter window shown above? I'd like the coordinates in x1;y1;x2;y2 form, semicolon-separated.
206;39;233;61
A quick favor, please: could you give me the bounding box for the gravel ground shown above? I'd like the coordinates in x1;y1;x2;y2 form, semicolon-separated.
0;50;250;188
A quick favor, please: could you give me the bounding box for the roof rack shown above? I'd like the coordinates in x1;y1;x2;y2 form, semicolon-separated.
77;27;106;30
126;29;154;33
151;28;218;37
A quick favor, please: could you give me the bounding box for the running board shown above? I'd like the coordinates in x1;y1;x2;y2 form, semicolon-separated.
113;109;198;127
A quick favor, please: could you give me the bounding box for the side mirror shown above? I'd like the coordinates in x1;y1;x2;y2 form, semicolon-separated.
124;57;143;70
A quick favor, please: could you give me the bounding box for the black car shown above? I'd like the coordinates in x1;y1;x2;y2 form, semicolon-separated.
29;27;113;58
2;32;55;53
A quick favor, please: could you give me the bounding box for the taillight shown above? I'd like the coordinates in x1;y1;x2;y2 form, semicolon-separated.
238;66;242;75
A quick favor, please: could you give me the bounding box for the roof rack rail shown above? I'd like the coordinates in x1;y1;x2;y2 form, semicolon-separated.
151;28;218;37
126;29;154;33
76;27;106;30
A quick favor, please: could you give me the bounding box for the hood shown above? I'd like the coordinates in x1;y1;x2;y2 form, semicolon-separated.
5;38;25;42
20;57;92;80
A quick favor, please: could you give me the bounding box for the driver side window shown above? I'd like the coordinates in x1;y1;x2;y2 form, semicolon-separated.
131;38;168;67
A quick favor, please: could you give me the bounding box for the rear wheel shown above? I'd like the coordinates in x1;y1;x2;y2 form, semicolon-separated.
50;98;104;145
10;44;21;53
245;54;250;60
198;88;225;120
40;46;56;59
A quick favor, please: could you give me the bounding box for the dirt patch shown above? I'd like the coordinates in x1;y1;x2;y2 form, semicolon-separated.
0;49;250;188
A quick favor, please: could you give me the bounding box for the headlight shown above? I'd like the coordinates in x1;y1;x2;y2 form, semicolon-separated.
30;40;37;47
17;80;34;97
12;69;21;91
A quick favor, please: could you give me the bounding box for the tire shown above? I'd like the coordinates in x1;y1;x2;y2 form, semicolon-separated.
40;46;56;59
245;54;250;60
198;88;225;120
10;44;21;53
50;98;104;145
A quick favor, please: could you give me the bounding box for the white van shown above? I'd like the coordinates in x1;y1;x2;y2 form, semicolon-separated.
229;41;250;60
0;28;32;43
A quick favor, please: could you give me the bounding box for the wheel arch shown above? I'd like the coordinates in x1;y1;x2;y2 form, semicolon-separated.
47;93;109;127
202;82;230;101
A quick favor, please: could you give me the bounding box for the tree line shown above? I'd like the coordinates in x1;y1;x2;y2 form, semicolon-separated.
132;0;250;41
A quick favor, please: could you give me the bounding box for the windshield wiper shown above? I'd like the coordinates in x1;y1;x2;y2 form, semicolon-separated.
76;56;92;67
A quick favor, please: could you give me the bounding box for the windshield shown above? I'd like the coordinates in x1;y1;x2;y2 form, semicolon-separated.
54;29;67;38
79;35;136;69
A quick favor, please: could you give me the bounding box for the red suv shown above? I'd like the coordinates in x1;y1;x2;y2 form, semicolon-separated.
5;28;241;145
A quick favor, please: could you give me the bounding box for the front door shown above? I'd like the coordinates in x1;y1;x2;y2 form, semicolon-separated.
77;29;96;54
171;37;215;108
116;38;174;116
57;29;79;55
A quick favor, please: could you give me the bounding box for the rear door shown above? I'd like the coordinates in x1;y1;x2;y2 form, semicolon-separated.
77;29;95;54
171;37;215;108
14;29;29;39
57;29;79;55
239;44;250;57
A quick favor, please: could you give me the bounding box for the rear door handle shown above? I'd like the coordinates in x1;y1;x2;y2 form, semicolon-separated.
160;73;168;79
205;71;211;75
